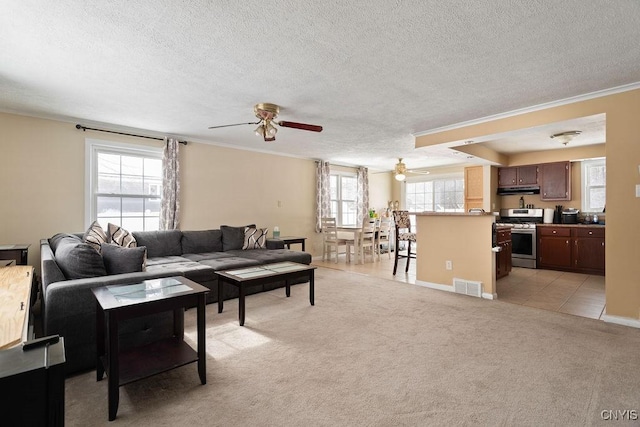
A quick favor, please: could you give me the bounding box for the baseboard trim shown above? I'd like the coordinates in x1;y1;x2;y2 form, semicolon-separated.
414;280;454;293
482;292;498;300
601;314;640;329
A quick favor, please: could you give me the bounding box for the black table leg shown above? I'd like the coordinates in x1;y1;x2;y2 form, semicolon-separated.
309;270;315;306
286;280;291;297
218;279;224;313
197;294;206;385
96;301;105;381
239;284;245;326
107;312;119;421
174;307;184;340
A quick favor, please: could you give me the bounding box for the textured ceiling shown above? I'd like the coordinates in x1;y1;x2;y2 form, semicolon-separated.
1;1;639;172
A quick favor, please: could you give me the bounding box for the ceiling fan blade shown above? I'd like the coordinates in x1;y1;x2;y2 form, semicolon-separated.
277;121;323;132
208;121;260;130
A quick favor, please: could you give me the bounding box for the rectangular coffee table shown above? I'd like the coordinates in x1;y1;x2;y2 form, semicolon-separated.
217;262;316;326
92;276;209;421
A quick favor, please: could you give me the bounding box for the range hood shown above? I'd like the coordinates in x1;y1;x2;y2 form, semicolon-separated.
497;186;540;196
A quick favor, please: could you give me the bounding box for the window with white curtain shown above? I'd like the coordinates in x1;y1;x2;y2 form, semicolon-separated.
85;139;163;231
330;172;357;226
405;175;464;213
581;158;606;213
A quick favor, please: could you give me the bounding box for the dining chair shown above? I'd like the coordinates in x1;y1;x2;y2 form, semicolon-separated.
346;217;376;264
376;216;393;260
392;210;416;275
321;217;346;263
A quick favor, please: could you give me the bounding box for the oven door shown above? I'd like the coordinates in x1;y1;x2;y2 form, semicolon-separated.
510;229;537;268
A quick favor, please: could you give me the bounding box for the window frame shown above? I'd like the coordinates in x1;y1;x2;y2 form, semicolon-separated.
85;139;164;231
329;171;358;227
581;158;606;213
403;173;465;214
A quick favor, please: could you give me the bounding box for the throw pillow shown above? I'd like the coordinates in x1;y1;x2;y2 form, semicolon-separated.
49;233;82;253
55;236;107;279
221;224;256;251
83;221;109;252
243;227;268;250
101;243;147;275
108;223;137;248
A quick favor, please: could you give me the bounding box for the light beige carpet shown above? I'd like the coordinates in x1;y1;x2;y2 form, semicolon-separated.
66;267;640;426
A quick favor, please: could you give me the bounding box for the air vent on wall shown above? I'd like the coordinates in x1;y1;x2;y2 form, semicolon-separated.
453;278;482;298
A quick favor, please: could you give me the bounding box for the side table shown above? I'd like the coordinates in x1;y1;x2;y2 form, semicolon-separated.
0;244;30;265
278;236;307;251
92;276;208;421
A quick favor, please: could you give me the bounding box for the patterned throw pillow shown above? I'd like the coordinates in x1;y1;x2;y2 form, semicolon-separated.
107;223;137;248
82;221;108;252
242;227;268;250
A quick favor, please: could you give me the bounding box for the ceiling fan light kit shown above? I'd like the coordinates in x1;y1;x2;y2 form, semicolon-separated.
550;130;582;145
394;158;407;181
209;103;322;142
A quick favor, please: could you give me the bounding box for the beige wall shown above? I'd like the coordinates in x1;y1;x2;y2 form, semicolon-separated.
416;89;640;320
0;112;322;270
416;214;496;295
368;171;392;213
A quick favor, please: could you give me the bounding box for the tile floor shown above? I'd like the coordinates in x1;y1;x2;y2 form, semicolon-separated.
312;252;606;320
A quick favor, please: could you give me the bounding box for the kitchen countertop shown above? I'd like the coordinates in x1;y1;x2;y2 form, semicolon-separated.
414;212;498;217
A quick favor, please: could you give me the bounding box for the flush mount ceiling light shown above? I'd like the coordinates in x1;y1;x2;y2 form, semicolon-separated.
550;130;582;145
394;158;407;181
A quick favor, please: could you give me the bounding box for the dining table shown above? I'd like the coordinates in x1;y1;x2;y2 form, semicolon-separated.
337;222;378;264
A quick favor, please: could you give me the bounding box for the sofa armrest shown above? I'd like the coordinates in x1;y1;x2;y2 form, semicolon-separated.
266;238;285;250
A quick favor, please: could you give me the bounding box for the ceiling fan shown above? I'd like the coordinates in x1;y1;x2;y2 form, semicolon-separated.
208;103;323;142
394;158;430;181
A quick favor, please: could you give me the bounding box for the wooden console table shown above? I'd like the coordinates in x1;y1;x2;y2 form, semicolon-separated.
0;265;35;349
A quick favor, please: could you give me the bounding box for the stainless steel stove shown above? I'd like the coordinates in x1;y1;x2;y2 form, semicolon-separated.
497;208;544;268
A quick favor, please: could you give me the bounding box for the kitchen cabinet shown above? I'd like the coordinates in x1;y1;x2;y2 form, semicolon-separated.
538;227;572;270
464;166;483;211
537;226;605;275
498;165;538;187
495;228;512;279
540;161;571;201
574;227;605;274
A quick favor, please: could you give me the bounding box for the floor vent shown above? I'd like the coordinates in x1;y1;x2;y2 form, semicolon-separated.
453;278;482;298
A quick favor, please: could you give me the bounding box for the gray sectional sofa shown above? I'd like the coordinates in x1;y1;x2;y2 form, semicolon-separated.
40;226;312;374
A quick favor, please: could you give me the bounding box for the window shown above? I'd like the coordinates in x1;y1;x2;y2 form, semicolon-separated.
86;139;163;231
582;159;606;212
405;176;464;213
329;173;357;226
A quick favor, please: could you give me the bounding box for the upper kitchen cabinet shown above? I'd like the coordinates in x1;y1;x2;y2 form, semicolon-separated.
540;161;571;201
464;166;484;211
498;165;538;187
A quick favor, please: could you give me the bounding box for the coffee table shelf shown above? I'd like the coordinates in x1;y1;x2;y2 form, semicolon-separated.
101;337;199;386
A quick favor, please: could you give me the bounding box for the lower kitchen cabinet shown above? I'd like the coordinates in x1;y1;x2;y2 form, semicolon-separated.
537;226;605;275
496;228;512;279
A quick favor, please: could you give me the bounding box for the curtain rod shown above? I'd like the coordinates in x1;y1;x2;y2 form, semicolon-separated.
75;124;187;145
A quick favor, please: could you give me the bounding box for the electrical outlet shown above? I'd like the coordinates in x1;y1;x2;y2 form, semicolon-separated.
277;200;282;207
446;260;452;270
636;184;640;198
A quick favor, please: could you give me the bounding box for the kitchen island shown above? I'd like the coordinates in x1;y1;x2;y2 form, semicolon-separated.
414;212;498;299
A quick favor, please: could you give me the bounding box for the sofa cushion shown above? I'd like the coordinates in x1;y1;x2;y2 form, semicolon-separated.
182;252;235;262
146;255;193;266
242;227;268;250
221;224;255;251
101;243;147;275
108;223;137;248
197;256;262;271
226;249;312;265
144;260;215;283
133;230;183;258
55;236;107;279
49;233;82;253
83;221;109;252
181;230;223;254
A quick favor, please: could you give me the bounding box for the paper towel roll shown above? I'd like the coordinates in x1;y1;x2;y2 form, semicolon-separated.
543;208;554;224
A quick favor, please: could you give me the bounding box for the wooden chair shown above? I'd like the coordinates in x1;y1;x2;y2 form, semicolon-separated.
321;217;346;263
392;210;416;275
376;217;393;260
346;217;376;264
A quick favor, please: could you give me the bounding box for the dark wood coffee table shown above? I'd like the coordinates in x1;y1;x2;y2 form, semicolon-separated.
217;262;316;326
92;276;209;421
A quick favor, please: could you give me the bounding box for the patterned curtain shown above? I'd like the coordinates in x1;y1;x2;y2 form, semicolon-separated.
160;138;181;230
357;166;369;226
315;160;331;232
